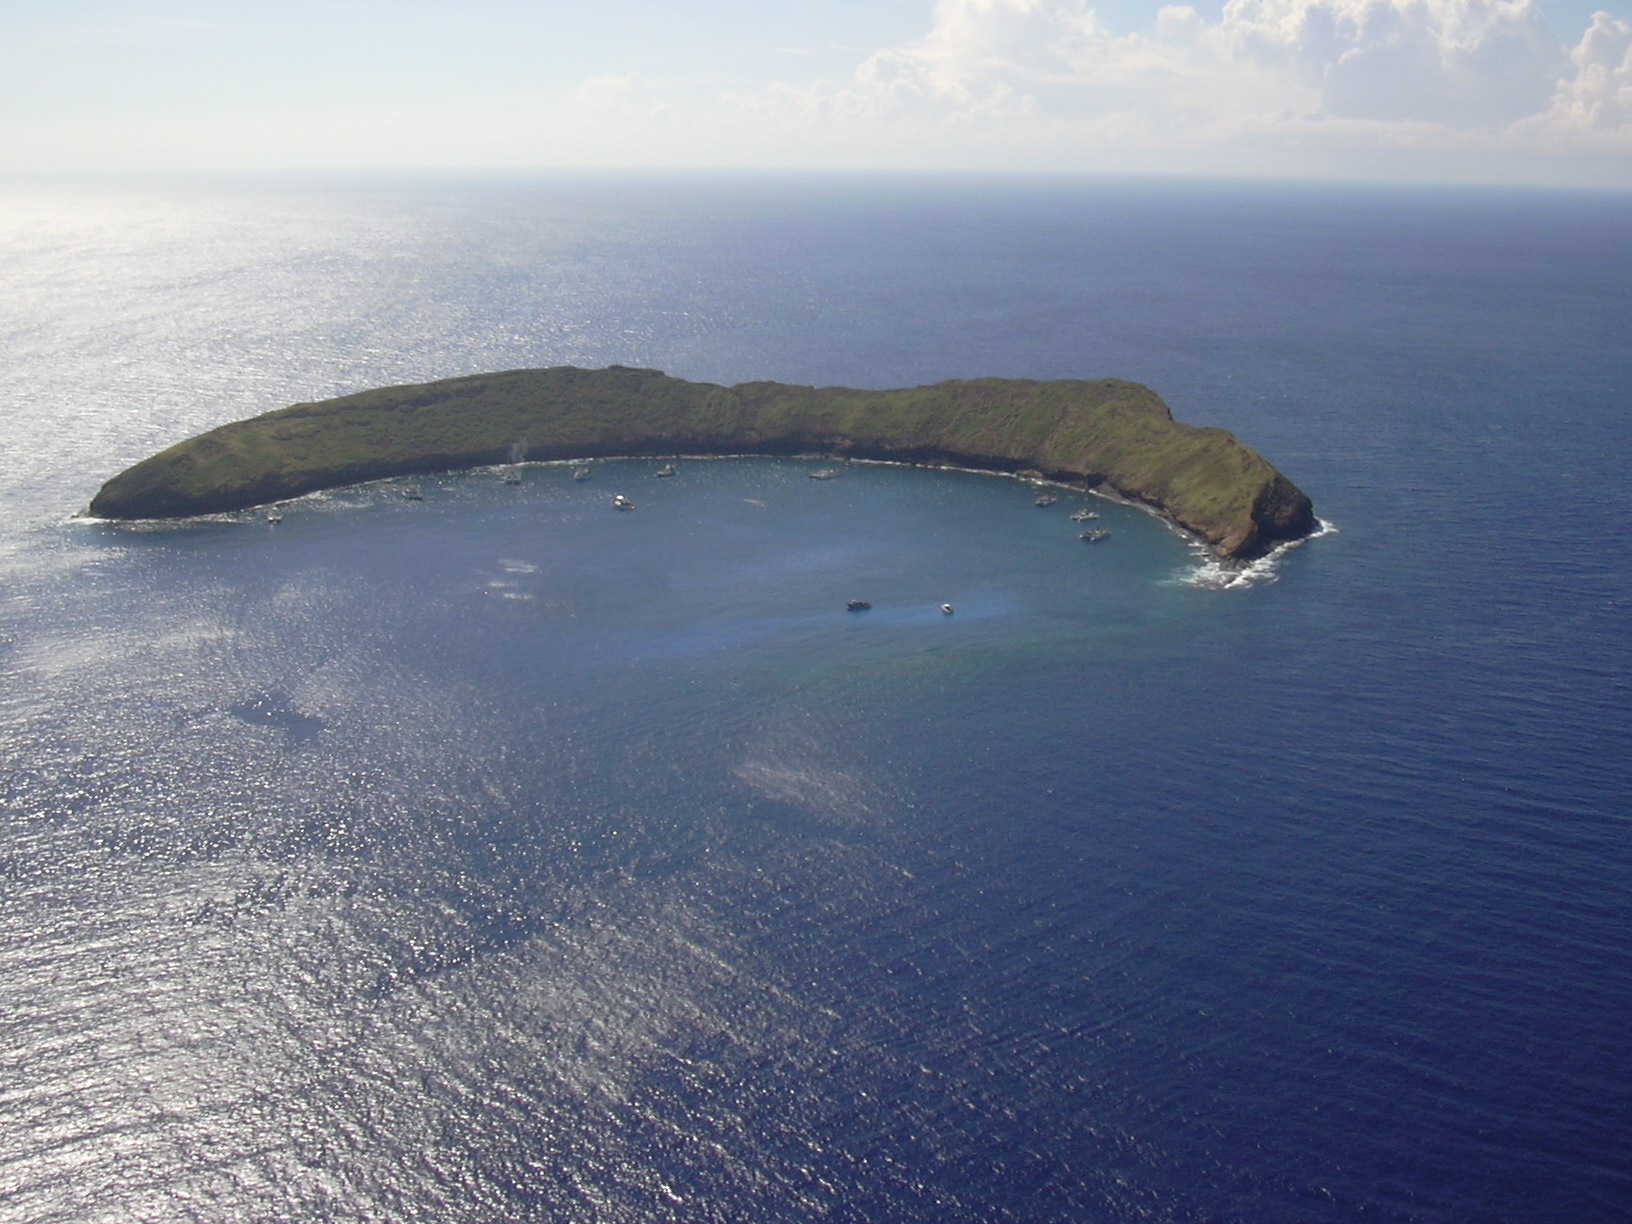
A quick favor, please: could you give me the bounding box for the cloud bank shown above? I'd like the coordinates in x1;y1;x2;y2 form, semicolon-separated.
695;0;1630;181
3;0;1627;184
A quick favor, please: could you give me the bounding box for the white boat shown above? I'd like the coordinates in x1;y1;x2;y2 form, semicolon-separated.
655;463;676;477
572;465;593;481
1070;509;1098;521
1080;529;1110;542
941;603;954;615
810;468;839;480
266;509;283;524
612;494;634;511
1034;494;1056;507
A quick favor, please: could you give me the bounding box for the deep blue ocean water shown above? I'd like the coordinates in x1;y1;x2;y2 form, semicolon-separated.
1;174;1629;1221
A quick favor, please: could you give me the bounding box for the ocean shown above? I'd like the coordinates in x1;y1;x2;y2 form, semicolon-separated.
1;174;1628;1221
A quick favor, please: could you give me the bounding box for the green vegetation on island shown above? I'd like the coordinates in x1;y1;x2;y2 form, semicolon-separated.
88;366;1315;560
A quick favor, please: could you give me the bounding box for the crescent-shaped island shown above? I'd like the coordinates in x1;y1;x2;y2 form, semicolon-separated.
89;366;1315;561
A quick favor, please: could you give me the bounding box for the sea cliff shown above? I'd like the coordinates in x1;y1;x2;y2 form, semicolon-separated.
89;366;1315;560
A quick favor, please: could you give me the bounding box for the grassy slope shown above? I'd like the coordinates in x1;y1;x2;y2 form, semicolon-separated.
89;366;1315;559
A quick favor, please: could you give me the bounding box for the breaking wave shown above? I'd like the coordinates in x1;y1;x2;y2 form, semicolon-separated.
1177;518;1338;591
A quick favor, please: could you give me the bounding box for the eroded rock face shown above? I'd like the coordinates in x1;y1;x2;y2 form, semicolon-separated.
1254;474;1319;547
89;367;1315;561
1201;473;1319;559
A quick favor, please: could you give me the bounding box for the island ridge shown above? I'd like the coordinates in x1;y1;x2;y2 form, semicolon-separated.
88;366;1315;561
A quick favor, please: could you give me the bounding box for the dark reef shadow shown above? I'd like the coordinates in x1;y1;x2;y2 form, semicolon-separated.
229;690;324;746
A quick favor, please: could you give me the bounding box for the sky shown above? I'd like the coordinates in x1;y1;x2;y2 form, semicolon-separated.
1;0;1629;188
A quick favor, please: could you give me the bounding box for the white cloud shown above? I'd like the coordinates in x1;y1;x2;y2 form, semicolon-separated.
1533;10;1632;130
711;0;1628;176
835;0;1579;125
2;0;1625;183
1220;0;1566;124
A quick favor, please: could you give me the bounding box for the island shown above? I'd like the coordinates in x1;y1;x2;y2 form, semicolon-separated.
88;366;1315;561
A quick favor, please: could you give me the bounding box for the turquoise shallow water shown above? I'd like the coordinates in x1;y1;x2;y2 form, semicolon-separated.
1;176;1629;1221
